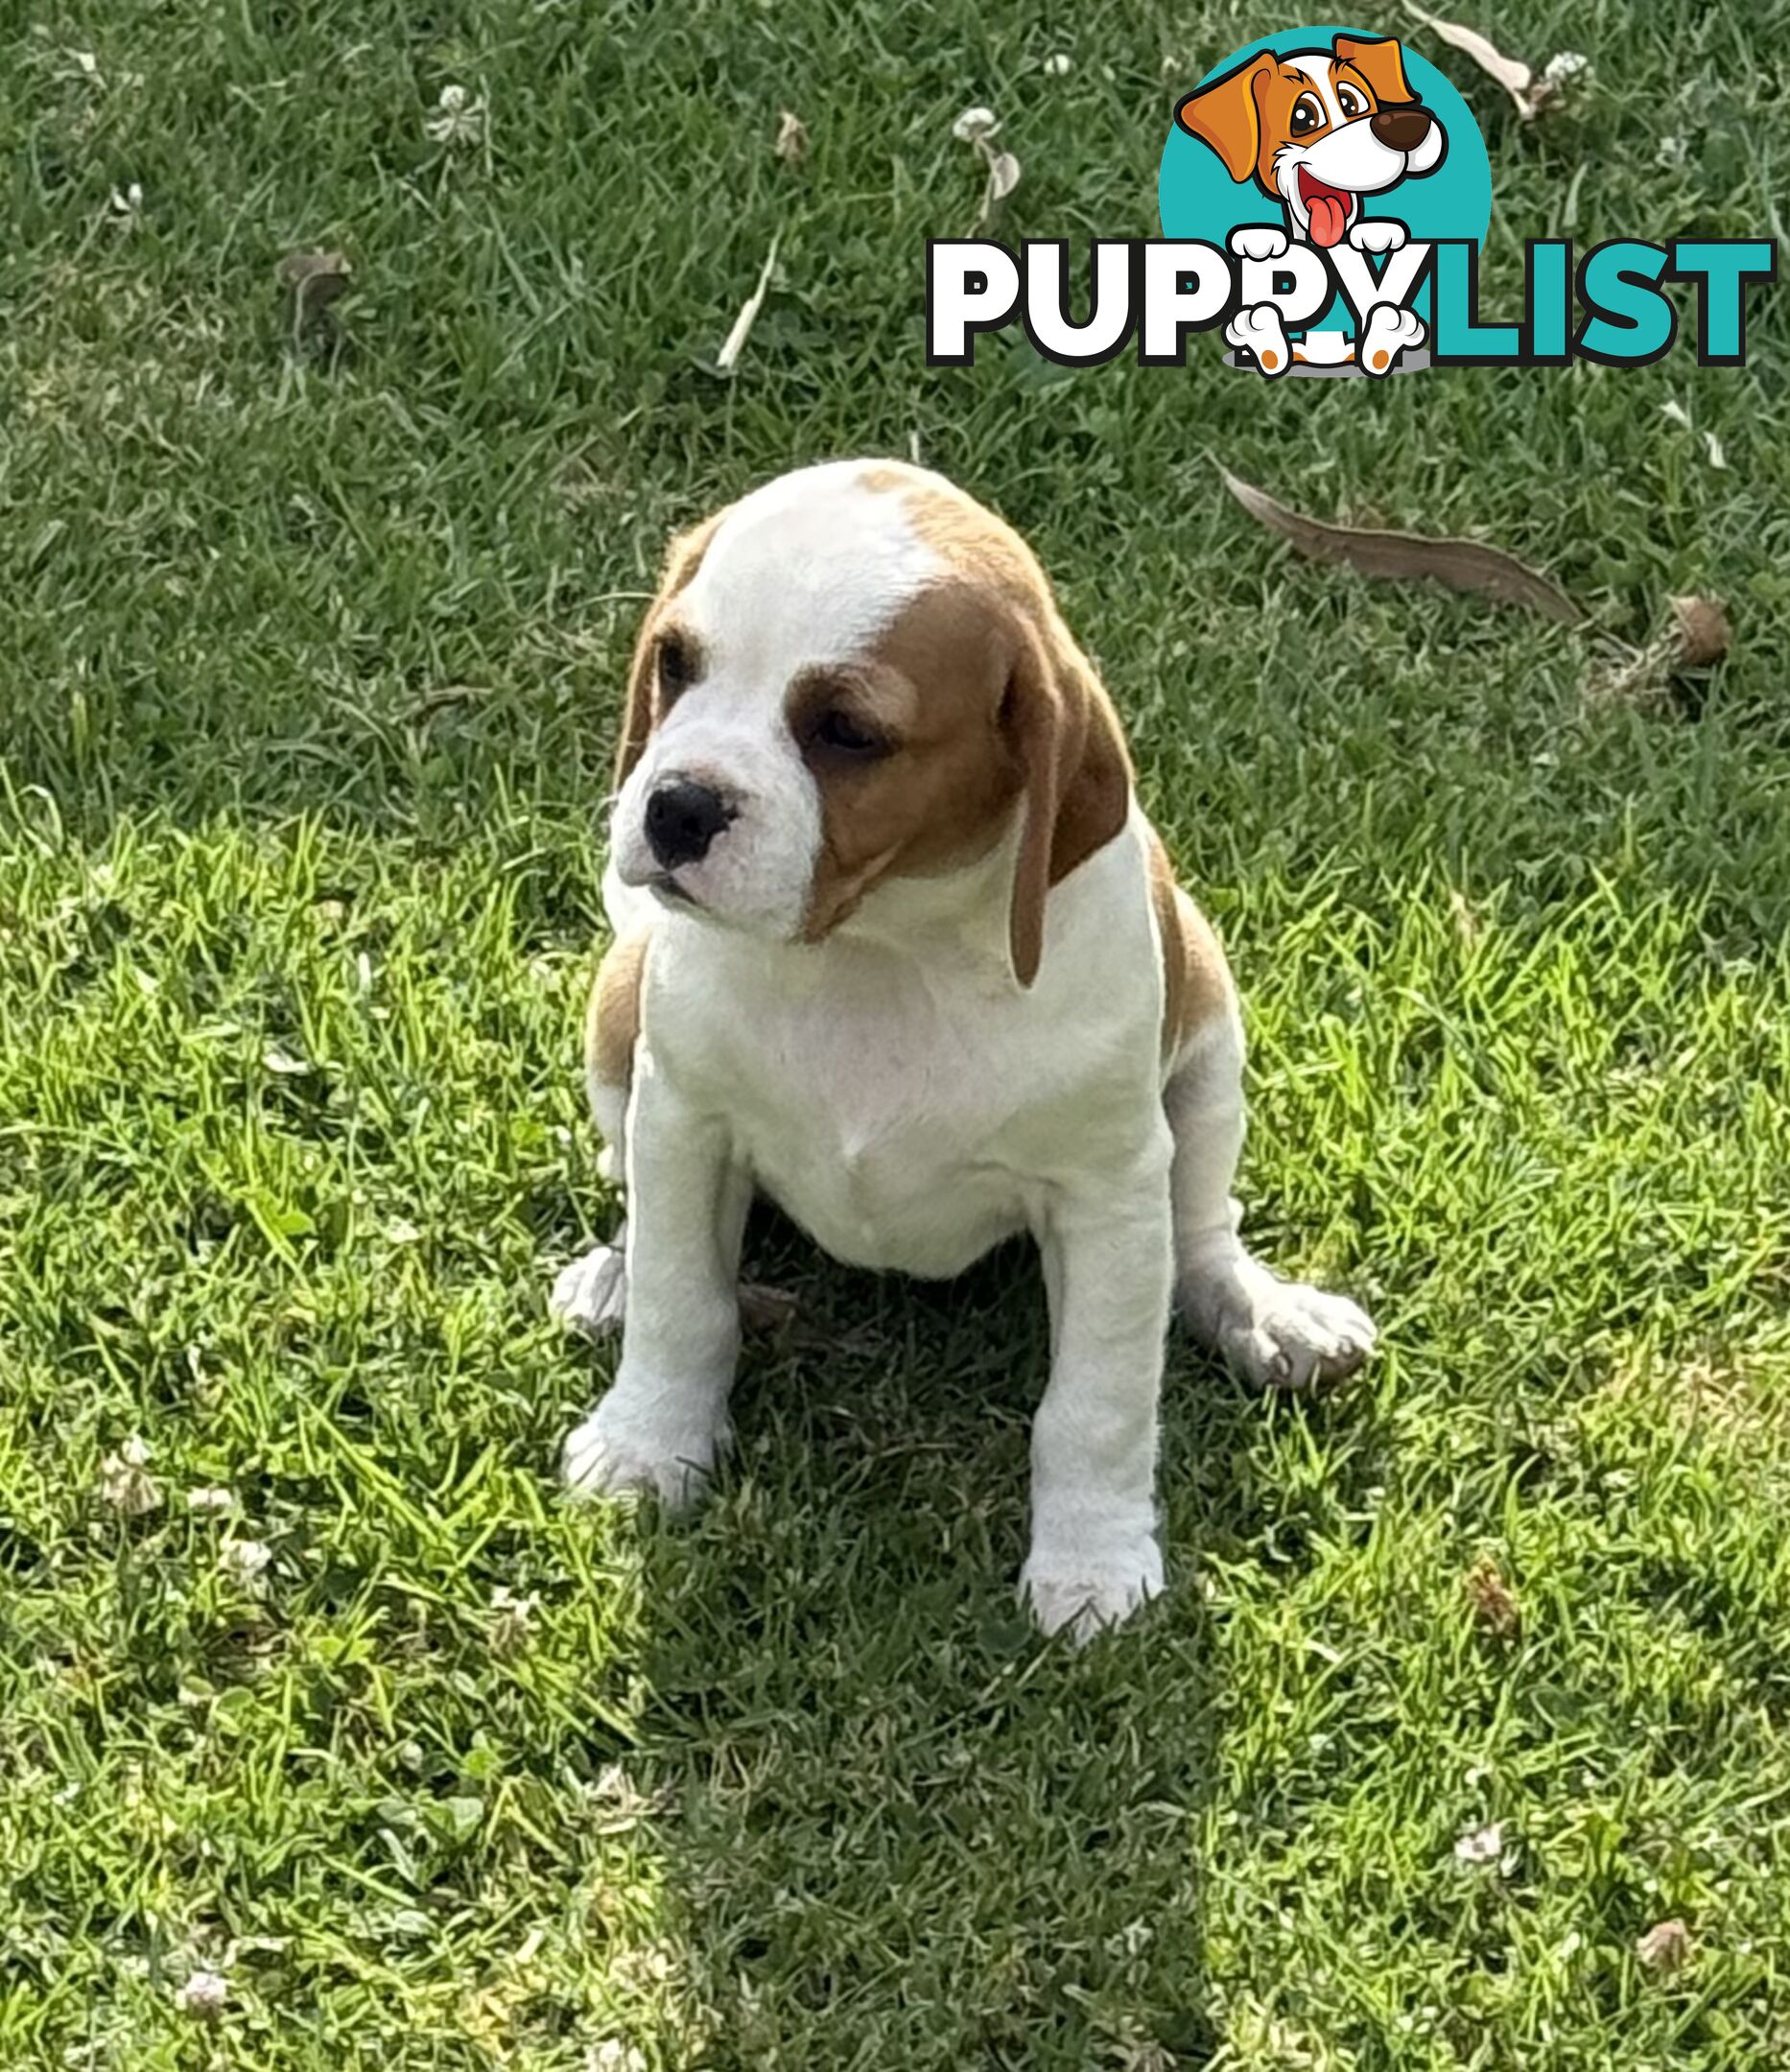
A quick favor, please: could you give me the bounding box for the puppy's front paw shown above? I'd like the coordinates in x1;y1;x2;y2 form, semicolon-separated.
1358;304;1425;375
1022;1530;1164;1642
1187;1263;1376;1392
561;1393;729;1510
1348;218;1407;254
550;1239;627;1336
1224;302;1292;376
1229;225;1289;262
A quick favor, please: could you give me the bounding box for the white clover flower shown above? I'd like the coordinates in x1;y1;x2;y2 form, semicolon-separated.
174;1969;228;2019
220;1538;273;1589
426;82;487;147
587;2039;647;2072
489;1585;540;1656
187;1486;235;1515
1657;134;1690;168
1543;51;1590;84
99;1437;159;1514
1453;1820;1505;1866
951;106;999;145
1044;53;1072;77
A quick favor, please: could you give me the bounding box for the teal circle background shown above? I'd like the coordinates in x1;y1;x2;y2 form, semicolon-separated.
1158;24;1493;336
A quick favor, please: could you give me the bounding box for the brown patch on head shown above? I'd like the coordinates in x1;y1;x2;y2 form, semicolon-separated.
614;508;728;790
585;928;649;1097
791;579;1022;943
802;467;1133;984
1144;826;1236;1062
1174;38;1411;197
1332;34;1414;108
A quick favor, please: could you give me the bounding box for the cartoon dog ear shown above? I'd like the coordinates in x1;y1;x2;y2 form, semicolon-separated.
1173;55;1272;185
1333;34;1417;106
999;609;1132;988
614;510;725;790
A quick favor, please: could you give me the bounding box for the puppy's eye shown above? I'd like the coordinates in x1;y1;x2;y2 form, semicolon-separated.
656;635;694;698
809;707;891;760
1290;92;1325;136
1336;82;1365;119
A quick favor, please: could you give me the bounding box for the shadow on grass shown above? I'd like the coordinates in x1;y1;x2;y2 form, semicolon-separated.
587;1210;1393;2069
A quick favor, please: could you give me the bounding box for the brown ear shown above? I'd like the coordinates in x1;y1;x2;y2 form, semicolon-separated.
1001;613;1132;988
1174;55;1271;184
613;511;725;790
1333;34;1416;105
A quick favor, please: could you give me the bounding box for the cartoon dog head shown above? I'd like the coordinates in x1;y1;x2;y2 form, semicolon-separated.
1175;35;1446;248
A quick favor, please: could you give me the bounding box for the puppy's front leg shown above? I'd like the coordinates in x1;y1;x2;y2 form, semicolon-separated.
1023;1159;1174;1640
562;1056;745;1508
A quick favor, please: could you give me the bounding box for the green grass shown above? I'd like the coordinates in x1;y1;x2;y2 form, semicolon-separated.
5;0;1790;2064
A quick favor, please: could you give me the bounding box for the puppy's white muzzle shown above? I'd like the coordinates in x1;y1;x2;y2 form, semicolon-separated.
1277;111;1444;246
612;700;821;938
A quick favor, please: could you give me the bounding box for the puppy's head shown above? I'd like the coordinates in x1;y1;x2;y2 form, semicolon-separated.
1175;35;1445;247
609;460;1129;986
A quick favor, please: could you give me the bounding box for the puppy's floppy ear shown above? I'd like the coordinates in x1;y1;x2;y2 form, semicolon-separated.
1174;54;1272;184
1000;611;1132;988
1333;34;1417;105
614;511;724;790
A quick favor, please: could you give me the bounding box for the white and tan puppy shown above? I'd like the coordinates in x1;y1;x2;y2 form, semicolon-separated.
553;459;1375;1638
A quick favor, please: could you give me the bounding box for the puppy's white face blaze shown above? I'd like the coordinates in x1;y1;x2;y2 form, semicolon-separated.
1262;53;1445;247
612;463;944;938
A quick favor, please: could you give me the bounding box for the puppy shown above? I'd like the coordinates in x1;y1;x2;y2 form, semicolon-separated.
553;460;1376;1638
1176;34;1445;250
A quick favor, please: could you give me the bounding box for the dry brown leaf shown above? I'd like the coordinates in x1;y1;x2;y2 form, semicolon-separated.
774;109;808;163
1464;1557;1519;1638
1636;1919;1692;1972
714;234;781;373
1401;2;1551;119
1669;594;1730;667
984;150;1021;203
1220;468;1582;624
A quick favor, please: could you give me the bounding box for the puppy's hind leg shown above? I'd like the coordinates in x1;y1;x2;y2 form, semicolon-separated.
1166;1004;1376;1391
551;932;648;1337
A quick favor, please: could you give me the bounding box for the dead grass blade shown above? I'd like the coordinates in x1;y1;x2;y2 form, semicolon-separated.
715;234;781;374
1401;3;1553;119
1220;467;1582;624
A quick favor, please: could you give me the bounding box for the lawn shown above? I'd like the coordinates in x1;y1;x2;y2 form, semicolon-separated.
4;0;1790;2065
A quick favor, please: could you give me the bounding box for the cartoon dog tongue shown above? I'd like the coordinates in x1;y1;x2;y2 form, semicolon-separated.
1306;184;1350;247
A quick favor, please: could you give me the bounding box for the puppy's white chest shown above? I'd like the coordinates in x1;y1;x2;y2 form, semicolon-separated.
625;816;1165;1279
682;964;1034;1275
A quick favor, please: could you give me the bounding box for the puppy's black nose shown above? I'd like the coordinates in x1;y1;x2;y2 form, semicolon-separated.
1371;105;1432;152
644;778;732;870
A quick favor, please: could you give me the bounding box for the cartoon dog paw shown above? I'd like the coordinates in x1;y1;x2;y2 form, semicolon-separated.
1229;225;1289;263
1348;218;1408;255
1225;302;1292;376
1358;304;1425;376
